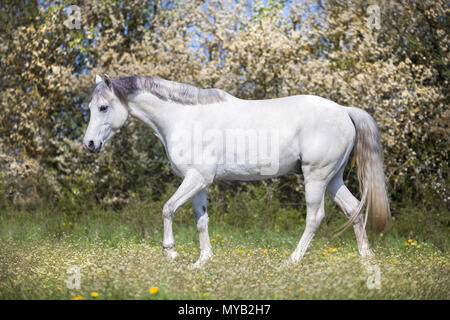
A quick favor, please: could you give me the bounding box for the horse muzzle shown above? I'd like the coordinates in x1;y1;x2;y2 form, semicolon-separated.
84;140;103;153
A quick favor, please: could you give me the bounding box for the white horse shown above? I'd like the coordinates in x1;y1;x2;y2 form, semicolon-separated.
83;74;391;267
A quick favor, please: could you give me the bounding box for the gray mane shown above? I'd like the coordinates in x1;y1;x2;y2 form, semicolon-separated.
92;76;228;105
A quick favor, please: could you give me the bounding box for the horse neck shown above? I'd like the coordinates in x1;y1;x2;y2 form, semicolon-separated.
126;92;179;139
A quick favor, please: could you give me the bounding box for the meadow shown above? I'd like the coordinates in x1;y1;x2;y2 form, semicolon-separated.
0;188;448;300
0;0;448;302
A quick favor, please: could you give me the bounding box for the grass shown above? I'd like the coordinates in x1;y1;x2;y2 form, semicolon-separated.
0;195;448;300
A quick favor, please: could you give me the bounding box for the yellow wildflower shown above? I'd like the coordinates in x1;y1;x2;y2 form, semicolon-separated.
91;292;99;297
73;296;83;300
149;286;159;295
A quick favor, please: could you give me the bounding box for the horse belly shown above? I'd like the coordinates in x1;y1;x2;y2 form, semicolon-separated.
214;149;299;181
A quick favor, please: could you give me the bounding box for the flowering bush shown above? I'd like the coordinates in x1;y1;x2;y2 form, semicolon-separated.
0;0;447;209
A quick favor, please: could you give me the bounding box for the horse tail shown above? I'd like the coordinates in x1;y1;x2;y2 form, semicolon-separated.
346;106;391;234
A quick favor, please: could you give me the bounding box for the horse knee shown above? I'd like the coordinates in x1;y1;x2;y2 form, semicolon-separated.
162;203;174;219
306;210;324;227
305;198;325;228
196;214;209;233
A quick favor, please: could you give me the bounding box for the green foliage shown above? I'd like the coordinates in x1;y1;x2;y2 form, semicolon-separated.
0;0;448;213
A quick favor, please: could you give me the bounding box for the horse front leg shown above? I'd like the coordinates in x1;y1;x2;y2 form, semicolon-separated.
162;169;209;259
192;188;212;267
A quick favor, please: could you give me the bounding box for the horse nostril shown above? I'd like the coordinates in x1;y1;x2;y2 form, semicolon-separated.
88;140;94;149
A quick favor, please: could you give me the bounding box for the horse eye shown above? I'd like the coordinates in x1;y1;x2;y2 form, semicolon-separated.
99;105;109;112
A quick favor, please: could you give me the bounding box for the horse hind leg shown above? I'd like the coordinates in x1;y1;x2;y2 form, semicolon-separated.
289;169;328;263
327;174;374;258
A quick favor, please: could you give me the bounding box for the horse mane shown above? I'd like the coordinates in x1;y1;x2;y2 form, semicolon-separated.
92;75;229;105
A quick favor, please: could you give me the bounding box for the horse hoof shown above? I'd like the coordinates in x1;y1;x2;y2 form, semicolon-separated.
165;249;178;260
361;249;375;259
191;261;205;269
287;253;303;265
190;251;212;269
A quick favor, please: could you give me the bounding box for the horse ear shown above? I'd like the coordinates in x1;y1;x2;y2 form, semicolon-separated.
103;74;112;90
95;74;102;84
